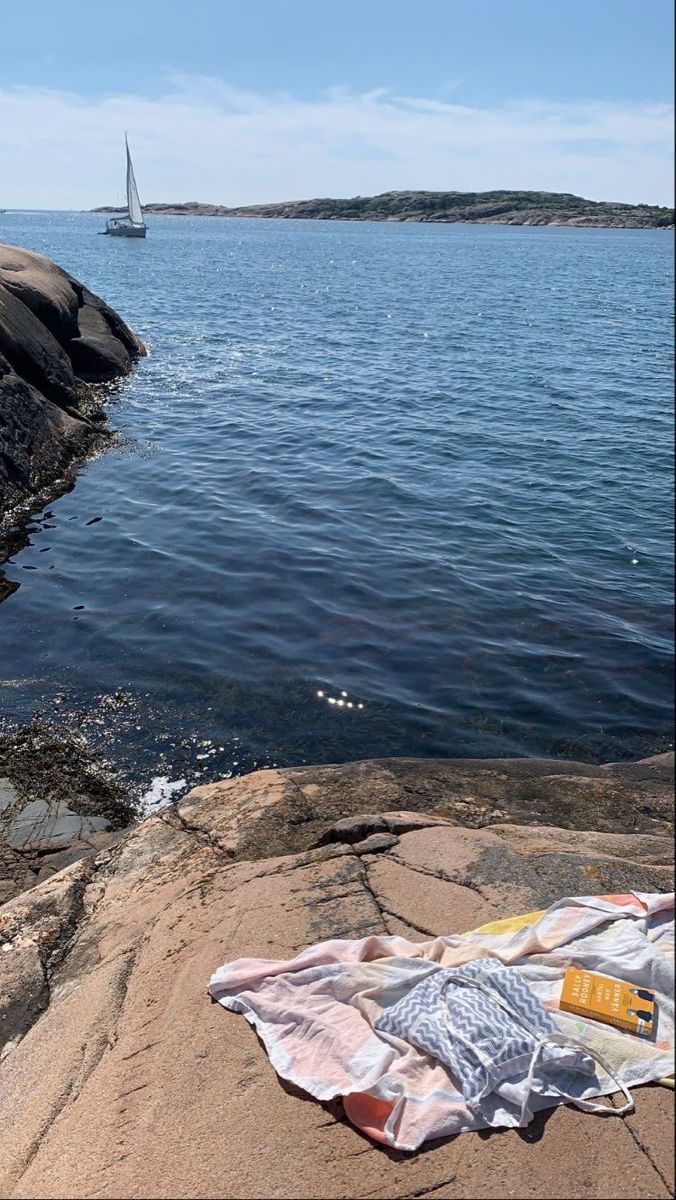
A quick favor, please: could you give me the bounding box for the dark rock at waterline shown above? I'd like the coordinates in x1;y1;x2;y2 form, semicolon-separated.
0;243;146;518
0;285;78;413
0;245;81;342
0;722;134;828
0;356;87;506
0;246;145;365
0;722;136;903
67;294;135;381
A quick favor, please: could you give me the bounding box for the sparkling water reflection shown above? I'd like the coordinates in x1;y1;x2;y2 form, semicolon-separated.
0;212;673;794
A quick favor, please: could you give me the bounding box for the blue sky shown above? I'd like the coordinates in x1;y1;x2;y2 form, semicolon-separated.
1;0;673;207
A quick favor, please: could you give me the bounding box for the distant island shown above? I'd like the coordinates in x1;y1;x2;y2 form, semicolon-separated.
93;189;675;228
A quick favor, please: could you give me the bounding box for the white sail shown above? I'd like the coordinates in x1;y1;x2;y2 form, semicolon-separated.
125;136;144;226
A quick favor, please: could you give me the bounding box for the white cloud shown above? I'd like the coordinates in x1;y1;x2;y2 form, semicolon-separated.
0;78;673;209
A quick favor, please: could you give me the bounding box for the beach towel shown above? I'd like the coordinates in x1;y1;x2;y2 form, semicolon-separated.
208;892;675;1150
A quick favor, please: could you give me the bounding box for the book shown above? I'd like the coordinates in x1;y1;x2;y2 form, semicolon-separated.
559;967;656;1038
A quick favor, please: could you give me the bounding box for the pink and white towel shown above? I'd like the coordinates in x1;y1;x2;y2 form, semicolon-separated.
208;892;675;1150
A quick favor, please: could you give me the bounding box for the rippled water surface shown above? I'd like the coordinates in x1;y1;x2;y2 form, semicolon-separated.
1;212;673;792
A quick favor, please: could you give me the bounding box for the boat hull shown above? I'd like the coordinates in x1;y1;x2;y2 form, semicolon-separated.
106;224;147;238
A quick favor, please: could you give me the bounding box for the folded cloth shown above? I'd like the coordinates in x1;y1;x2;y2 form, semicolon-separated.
208;892;675;1150
374;958;631;1128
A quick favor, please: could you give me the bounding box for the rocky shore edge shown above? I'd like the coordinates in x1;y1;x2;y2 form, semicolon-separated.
0;242;146;585
1;747;672;905
0;751;673;1198
0;245;146;889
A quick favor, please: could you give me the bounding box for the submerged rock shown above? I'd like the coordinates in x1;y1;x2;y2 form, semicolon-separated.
0;753;672;1198
0;243;146;520
0;723;135;901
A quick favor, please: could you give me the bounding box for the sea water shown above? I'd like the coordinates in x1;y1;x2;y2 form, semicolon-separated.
0;212;673;795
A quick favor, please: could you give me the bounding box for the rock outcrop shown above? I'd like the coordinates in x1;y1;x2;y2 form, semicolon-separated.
1;749;672;907
0;243;145;520
0;753;673;1199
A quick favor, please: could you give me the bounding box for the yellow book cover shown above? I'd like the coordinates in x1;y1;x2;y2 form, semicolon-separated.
559;967;656;1037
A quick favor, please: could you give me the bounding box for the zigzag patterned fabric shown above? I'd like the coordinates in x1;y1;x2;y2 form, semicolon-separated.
375;957;591;1106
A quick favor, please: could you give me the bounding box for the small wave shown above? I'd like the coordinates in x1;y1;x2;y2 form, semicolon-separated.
138;776;187;815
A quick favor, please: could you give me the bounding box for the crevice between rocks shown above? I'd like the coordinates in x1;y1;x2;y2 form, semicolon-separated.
2;839;126;1057
351;850;441;939
619;1104;674;1196
11;943;139;1189
19;856;100;1036
158;805;235;859
402;1176;458;1198
361;1175;457;1200
387;852;495;904
350;852;396;936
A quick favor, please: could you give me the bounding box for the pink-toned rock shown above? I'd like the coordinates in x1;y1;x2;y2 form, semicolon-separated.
0;758;673;1199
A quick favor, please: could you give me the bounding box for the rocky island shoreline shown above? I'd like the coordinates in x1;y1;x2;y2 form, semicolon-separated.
94;189;676;228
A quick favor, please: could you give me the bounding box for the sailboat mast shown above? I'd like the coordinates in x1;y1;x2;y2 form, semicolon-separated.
125;134;132;221
125;134;145;227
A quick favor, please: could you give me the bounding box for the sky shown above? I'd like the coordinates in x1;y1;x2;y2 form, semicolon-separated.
1;0;673;209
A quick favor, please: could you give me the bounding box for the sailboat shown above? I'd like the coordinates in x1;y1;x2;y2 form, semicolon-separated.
103;135;147;238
